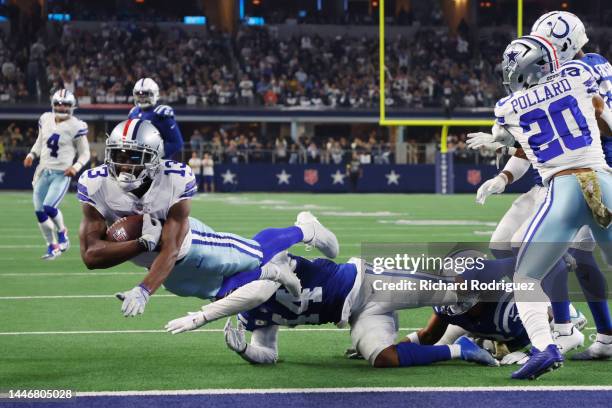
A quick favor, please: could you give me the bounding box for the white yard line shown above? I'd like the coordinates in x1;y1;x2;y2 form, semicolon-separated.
75;386;612;396
0;272;143;277
0;294;175;300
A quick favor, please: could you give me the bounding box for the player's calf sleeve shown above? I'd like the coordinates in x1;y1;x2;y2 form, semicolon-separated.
514;276;554;350
37;218;56;245
395;342;453;367
44;205;65;231
461;257;515;284
252;227;304;265
569;248;612;333
541;258;571;323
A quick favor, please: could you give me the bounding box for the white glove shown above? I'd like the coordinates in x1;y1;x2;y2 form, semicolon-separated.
466;132;498;150
224;317;247;354
165;311;207;334
260;258;301;297
500;351;530;365
139;214;162;252
475;174;508;205
115;284;150;317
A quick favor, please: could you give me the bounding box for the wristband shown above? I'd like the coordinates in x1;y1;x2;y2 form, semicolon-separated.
406;331;420;344
72;162;83;172
138;283;151;295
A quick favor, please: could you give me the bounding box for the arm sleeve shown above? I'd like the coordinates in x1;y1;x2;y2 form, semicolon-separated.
240;326;279;364
160;117;184;159
201;280;280;322
29;123;43;159
72;136;91;172
502;155;531;182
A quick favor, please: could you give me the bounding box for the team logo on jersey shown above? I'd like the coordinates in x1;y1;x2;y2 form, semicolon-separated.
467;169;482;186
304;169;319;186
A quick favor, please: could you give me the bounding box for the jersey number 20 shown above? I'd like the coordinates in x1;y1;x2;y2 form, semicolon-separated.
520;95;592;163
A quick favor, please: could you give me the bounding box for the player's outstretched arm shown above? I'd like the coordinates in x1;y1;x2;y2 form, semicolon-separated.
140;200;191;294
79;204;144;269
165;280;280;334
593;95;612;135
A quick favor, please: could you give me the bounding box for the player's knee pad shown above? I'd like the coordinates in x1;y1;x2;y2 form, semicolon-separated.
43;205;58;218
35;211;48;223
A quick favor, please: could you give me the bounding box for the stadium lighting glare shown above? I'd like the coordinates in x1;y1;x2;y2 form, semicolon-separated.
183;16;206;25
47;14;71;22
247;16;265;26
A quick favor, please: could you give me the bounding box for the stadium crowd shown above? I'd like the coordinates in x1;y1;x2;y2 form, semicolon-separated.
0;23;531;110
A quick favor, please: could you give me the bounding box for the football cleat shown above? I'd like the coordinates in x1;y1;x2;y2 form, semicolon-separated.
41;244;61;260
456;336;499;367
571;334;612;360
295;211;339;258
57;228;70;252
553;326;584;354
511;345;563;380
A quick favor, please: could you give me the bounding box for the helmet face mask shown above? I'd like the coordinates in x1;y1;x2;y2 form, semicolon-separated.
105;120;164;192
51;89;76;119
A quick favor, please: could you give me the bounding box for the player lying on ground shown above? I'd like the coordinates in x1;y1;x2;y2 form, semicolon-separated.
467;34;612;379
472;11;612;362
23;89;90;259
166;252;505;368
77;119;339;317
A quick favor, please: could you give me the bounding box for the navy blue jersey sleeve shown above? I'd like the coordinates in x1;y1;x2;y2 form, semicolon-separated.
156;115;184;159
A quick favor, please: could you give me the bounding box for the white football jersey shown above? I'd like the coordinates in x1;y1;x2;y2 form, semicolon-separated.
494;63;608;183
77;160;197;266
32;112;88;171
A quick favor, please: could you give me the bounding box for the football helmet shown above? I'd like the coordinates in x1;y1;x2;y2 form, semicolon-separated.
501;35;560;94
531;11;588;64
51;89;77;119
105;119;164;191
133;78;160;108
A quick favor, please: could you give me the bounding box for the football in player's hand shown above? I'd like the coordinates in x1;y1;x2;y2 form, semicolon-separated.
106;215;143;242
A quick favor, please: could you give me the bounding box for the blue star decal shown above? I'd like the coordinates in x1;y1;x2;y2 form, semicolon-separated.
506;50;519;63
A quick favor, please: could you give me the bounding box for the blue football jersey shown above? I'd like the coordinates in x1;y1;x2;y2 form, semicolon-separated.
434;291;530;350
239;256;357;331
578;53;612;165
128;105;184;158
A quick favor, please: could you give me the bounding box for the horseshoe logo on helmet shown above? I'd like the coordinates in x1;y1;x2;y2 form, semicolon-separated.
552;16;570;39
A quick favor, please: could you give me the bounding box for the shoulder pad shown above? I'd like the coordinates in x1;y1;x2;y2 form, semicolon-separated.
162;160;196;200
494;96;514;121
153;105;174;118
128;106;139;117
583;53;609;66
77;165;109;205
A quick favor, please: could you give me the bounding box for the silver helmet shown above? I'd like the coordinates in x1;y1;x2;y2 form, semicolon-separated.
51;89;77;119
105;119;164;191
501;35;560;94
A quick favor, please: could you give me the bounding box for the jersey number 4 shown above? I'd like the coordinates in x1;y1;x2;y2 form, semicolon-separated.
46;133;61;158
520;95;592;163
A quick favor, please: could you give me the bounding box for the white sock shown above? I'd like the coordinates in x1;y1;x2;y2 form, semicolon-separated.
51;209;66;232
514;276;554;350
597;333;612;344
298;224;315;242
554;323;574;336
38;219;57;245
448;344;461;359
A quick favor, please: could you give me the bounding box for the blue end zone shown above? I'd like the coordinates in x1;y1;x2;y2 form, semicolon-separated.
6;390;612;408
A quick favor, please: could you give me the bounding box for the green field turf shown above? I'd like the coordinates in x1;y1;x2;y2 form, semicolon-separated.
0;191;610;391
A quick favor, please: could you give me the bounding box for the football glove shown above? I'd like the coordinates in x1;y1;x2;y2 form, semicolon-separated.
476;174;508;205
139;214;162;252
500;350;530;365
224;318;247;354
466;132;497;150
115;284;150;317
165;311;207;334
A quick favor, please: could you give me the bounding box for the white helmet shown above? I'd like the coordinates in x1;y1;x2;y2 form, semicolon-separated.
105;119;164;192
51;89;77;119
132;78;160;108
531;11;588;64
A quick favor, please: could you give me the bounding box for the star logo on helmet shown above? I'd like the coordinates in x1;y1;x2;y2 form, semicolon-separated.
506;50;519;63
